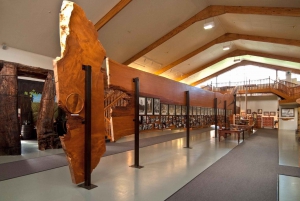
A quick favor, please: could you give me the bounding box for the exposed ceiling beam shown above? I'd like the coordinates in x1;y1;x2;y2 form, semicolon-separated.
123;6;300;65
94;0;132;30
154;33;300;75
175;49;300;81
190;60;300;86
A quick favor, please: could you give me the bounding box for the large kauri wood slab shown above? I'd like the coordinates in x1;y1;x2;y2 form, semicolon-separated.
53;1;106;184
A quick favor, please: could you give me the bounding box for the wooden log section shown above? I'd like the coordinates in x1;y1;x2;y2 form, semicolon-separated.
53;1;106;184
0;60;49;80
107;59;234;140
36;71;58;150
0;63;21;155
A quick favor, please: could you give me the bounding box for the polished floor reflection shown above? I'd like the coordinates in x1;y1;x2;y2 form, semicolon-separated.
279;175;300;201
278;129;300;167
0;128;299;201
278;129;300;201
0;129;240;201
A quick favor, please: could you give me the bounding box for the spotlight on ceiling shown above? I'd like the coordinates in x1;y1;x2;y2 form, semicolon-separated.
204;21;215;30
223;44;231;51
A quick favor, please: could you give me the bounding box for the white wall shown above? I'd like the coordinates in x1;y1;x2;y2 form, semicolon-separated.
0;46;54;70
279;105;298;130
237;95;279;120
237;94;298;130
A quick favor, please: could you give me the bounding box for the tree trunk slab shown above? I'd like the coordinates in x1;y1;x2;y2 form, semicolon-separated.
53;1;106;184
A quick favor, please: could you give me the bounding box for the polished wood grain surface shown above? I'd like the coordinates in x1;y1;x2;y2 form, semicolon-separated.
53;1;106;184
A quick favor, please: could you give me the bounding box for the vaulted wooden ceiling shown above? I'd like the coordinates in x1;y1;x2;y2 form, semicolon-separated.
1;0;300;86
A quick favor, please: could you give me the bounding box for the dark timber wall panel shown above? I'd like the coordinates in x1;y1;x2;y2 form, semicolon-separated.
108;59;234;140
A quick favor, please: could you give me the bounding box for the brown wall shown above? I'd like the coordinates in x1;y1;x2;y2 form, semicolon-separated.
107;59;234;141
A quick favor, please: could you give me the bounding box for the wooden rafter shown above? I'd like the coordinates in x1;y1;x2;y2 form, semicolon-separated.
155;33;300;75
123;6;300;65
190;60;300;86
175;49;300;81
94;0;132;30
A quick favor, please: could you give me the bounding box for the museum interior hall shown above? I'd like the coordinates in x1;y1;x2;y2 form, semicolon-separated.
1;0;300;200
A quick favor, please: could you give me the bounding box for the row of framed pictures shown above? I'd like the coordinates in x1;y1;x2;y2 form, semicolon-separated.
139;97;233;116
139;115;227;131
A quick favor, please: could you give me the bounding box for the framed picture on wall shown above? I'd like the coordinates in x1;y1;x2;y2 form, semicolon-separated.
258;109;262;114
246;109;251;114
139;97;146;115
153;98;160;115
175;105;181;115
263;111;269;116
281;108;294;117
146;98;153;115
189;106;193;115
181;106;187;115
193;106;197;115
161;104;168;115
169;105;175;115
270;111;276;116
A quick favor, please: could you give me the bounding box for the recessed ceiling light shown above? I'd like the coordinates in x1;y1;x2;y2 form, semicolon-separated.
204;21;215;30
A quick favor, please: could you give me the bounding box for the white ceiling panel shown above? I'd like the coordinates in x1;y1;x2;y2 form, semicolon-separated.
98;0;208;63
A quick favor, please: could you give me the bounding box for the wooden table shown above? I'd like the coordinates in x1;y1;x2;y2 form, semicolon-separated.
218;129;244;143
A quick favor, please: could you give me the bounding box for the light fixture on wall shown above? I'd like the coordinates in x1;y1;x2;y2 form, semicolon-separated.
2;43;7;50
204;18;215;30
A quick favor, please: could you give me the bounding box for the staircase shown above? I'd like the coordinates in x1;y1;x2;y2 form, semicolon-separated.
104;89;130;142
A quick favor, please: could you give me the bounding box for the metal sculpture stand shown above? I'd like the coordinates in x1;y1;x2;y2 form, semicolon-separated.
130;77;143;169
184;91;192;149
78;65;97;190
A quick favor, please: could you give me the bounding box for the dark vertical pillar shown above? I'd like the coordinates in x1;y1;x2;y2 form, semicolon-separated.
79;65;97;190
184;91;191;149
214;98;218;138
130;77;143;169
233;94;236;115
224;100;227;128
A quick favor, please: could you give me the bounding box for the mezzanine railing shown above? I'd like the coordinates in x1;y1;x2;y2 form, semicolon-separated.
202;77;300;99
